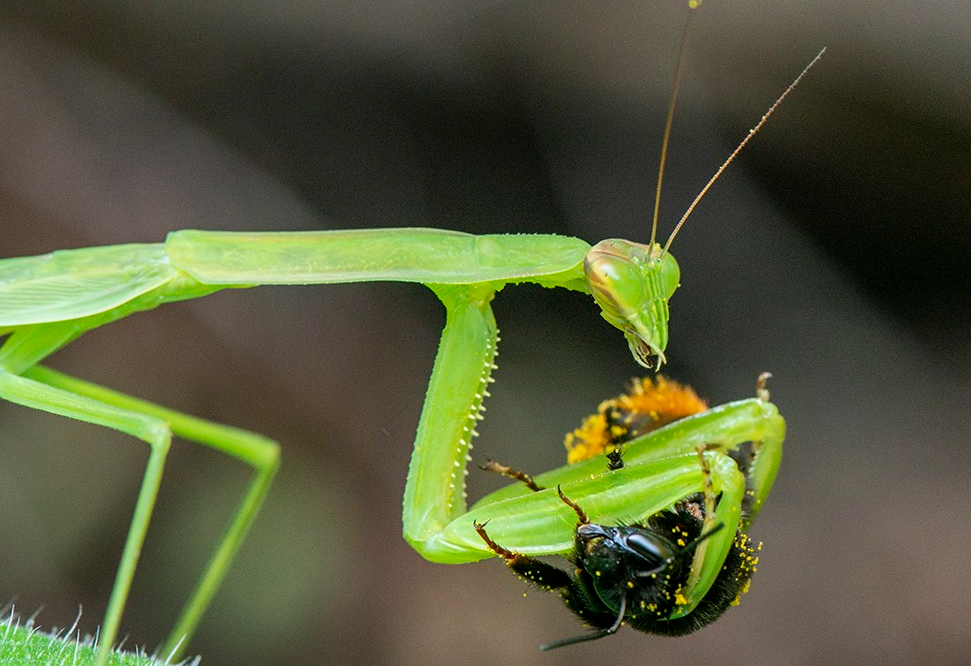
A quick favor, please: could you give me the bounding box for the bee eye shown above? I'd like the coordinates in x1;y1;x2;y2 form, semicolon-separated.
626;532;674;567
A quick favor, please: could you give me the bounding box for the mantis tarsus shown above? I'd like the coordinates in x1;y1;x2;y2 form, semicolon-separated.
0;9;819;666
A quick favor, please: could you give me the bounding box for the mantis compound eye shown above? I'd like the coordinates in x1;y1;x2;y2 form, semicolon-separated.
584;239;680;369
583;239;653;316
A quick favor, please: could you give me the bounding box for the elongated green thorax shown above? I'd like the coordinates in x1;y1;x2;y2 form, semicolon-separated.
584;240;680;369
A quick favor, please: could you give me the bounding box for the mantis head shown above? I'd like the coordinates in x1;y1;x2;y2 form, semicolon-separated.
584;239;680;369
580;15;821;372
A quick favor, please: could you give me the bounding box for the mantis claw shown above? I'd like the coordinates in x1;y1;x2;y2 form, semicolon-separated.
756;372;773;402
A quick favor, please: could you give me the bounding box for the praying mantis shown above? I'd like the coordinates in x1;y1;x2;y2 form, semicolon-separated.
0;6;819;665
0;231;783;664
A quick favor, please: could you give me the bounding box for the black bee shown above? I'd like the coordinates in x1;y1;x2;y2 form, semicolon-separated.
474;486;759;649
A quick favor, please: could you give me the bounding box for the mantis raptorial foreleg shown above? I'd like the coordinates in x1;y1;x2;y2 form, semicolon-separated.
466;379;779;648
401;283;503;552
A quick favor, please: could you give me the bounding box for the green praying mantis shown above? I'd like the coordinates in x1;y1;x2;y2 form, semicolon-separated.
0;232;782;664
0;9;820;666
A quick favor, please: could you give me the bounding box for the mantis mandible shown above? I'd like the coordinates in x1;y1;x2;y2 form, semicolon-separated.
0;10;819;666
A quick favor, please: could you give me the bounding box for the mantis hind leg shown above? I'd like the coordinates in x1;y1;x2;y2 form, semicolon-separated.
7;365;280;665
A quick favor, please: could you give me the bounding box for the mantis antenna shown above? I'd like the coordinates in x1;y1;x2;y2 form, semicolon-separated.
662;46;827;253
648;1;700;249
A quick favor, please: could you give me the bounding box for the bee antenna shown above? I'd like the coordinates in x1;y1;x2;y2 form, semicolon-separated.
540;595;627;650
675;521;724;559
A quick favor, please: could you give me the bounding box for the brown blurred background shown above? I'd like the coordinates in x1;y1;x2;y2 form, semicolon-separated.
1;1;969;664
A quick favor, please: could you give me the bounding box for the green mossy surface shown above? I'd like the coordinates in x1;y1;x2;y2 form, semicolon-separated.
0;613;194;666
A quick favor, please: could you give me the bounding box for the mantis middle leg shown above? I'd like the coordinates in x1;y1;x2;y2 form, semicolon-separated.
0;362;280;666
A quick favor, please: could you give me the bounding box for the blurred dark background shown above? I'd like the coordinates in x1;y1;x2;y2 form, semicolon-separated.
1;1;969;664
